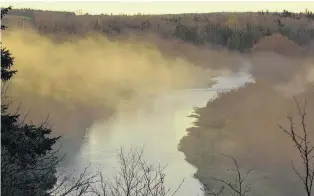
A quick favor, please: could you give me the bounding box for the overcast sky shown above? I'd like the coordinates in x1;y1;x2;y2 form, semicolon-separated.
1;1;313;15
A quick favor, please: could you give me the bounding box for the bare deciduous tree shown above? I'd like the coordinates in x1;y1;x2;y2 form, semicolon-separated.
203;154;252;196
48;163;100;196
91;147;184;196
45;147;184;196
280;98;314;196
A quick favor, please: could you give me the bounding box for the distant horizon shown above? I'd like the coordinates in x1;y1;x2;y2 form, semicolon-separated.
1;2;313;15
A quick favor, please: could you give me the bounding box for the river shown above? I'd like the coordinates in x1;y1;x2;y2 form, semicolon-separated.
63;71;254;196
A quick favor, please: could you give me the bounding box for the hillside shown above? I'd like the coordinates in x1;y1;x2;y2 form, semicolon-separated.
3;8;314;53
2;8;314;196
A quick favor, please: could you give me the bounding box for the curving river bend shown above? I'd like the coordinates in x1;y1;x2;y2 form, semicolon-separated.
64;71;254;196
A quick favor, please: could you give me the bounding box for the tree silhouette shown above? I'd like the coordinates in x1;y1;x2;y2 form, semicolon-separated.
1;6;16;82
280;98;314;196
1;7;61;195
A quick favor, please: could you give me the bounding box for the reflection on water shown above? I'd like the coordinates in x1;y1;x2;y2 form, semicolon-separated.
67;72;254;196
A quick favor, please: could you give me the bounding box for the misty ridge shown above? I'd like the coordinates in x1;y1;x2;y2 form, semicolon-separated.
1;5;314;196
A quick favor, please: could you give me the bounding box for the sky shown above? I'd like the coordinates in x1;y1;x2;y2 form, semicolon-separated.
1;1;314;15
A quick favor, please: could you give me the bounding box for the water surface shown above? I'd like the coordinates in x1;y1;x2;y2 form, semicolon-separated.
68;71;254;195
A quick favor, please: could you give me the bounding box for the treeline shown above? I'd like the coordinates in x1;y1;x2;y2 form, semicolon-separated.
257;9;314;20
3;8;314;52
2;6;314;196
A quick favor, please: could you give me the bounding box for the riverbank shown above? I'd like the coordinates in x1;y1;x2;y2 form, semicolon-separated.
178;81;314;196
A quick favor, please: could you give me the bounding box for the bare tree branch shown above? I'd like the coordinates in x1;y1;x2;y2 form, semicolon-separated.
279;98;314;196
203;154;252;196
90;147;184;196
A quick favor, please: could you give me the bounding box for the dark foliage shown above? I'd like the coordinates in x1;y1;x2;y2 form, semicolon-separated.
1;6;12;29
1;6;61;195
1;6;17;82
1;47;16;82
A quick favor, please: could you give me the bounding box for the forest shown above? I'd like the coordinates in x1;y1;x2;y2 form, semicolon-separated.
2;5;314;196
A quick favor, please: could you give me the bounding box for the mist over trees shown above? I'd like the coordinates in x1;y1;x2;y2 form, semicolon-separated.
3;8;314;52
1;5;314;196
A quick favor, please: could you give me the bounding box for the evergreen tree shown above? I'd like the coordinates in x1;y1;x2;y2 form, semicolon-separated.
1;6;61;196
